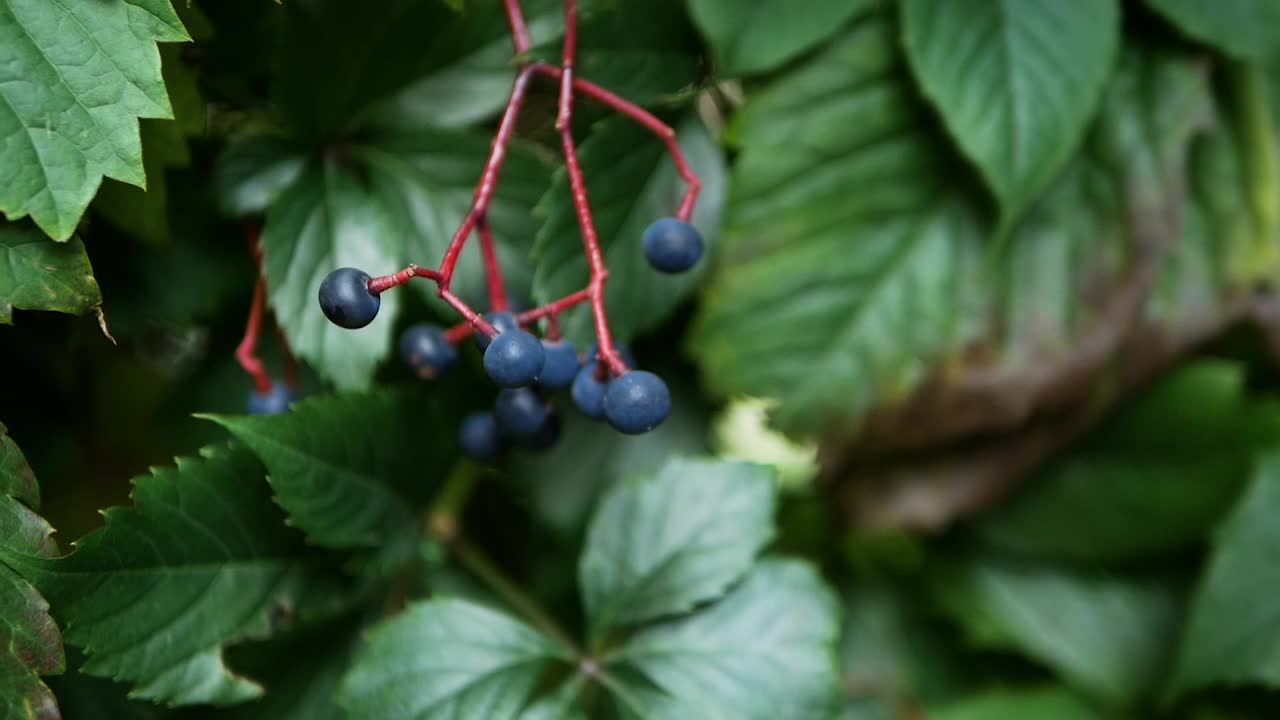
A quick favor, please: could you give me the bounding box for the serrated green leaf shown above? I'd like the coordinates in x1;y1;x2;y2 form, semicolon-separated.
688;0;873;76
533;116;726;347
935;560;1180;705
216;622;358;720
1169;451;1280;696
0;0;189;240
24;444;336;706
1146;0;1280;62
337;598;569;720
0;422;38;509
931;687;1103;720
581;458;775;640
611;559;841;719
207;388;457;551
0;495;62;720
214;134;307;218
901;0;1119;226
974;362;1276;564
0;222;101;325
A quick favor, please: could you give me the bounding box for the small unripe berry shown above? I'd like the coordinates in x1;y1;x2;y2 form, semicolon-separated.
319;267;381;329
603;370;671;434
643;218;703;273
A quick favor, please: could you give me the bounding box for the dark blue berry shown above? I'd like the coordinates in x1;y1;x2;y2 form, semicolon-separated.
474;312;520;351
571;364;608;420
484;330;545;387
459;412;502;461
318;267;381;329
517;408;562;452
643;218;703;273
495;387;549;437
399;324;456;380
248;382;296;416
603;370;671;434
537;340;579;389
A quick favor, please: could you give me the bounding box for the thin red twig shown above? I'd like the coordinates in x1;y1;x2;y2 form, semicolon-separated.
237;276;273;394
478;220;508;312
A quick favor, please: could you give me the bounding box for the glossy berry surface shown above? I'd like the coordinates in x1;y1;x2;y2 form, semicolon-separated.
318;267;380;329
495;387;549;436
603;370;671;434
484;330;544;387
399;324;457;380
459;412;502;461
517;408;562;452
537;340;579;389
642;218;703;274
571;365;608;420
474;311;520;350
247;382;296;416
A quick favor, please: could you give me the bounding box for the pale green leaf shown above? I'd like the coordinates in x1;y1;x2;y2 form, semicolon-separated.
688;0;873;76
0;0;189;240
580;458;775;639
0;222;101;325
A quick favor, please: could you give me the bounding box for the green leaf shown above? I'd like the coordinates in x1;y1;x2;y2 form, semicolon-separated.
565;0;704;106
533;116;726;346
206;388;457;551
901;0;1119;226
1169;451;1280;696
0;422;38;508
935;560;1181;705
0;496;62;720
25;444;336;706
337;598;569;720
0;222;101;325
518;677;586;720
214;134;307;219
1146;0;1280;61
688;0;873;76
932;687;1104;720
974;362;1276;564
0;0;189;240
580;458;775;640
216;622;358;720
611;559;841;719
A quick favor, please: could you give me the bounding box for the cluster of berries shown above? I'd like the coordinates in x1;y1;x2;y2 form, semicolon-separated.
317;218;702;459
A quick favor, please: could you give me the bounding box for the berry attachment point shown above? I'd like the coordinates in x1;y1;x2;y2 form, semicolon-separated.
643;218;703;274
603;370;671;434
319;268;381;329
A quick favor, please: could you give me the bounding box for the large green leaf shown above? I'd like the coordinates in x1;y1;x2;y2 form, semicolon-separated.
688;0;872;76
19;444;337;706
207;388;457;551
1146;0;1280;61
974;362;1277;564
0;0;189;240
935;560;1181;705
901;0;1119;226
691;15;987;435
0;496;61;720
337;598;569;720
931;687;1103;720
0;222;101;325
1168;451;1280;696
533;116;726;346
214;133;307;219
0;422;38;508
580;458;775;640
611;559;841;719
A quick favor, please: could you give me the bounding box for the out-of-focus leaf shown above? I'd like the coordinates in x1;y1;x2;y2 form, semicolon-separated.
1146;0;1280;61
688;0;873;76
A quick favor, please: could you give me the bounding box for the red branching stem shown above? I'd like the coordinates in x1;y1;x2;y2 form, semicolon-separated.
367;264;444;294
238;277;273;394
503;0;532;55
478;220;508;312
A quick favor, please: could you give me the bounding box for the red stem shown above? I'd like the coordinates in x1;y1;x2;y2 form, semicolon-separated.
478;220;508;312
503;0;532;55
237;277;273;394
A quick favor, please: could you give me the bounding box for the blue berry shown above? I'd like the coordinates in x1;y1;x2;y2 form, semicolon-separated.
474;312;520;351
399;324;456;380
643;218;703;273
248;382;296;416
495;387;549;436
459;412;502;461
603;370;671;434
484;330;544;387
537;340;579;389
571;364;608;420
517;408;562;452
318;267;380;329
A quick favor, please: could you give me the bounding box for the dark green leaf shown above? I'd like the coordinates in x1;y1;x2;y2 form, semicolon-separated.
214;134;307;219
206;388;457;551
935;560;1181;705
567;0;704;106
0;222;101;325
0;496;62;720
611;559;841;719
580;458;775;639
518;677;586;720
901;0;1120;226
0;422;38;508
0;0;189;240
931;687;1104;720
25;445;338;706
216;621;358;720
688;0;873;76
533;116;726;346
337;598;569;720
1146;0;1280;61
1169;451;1280;696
